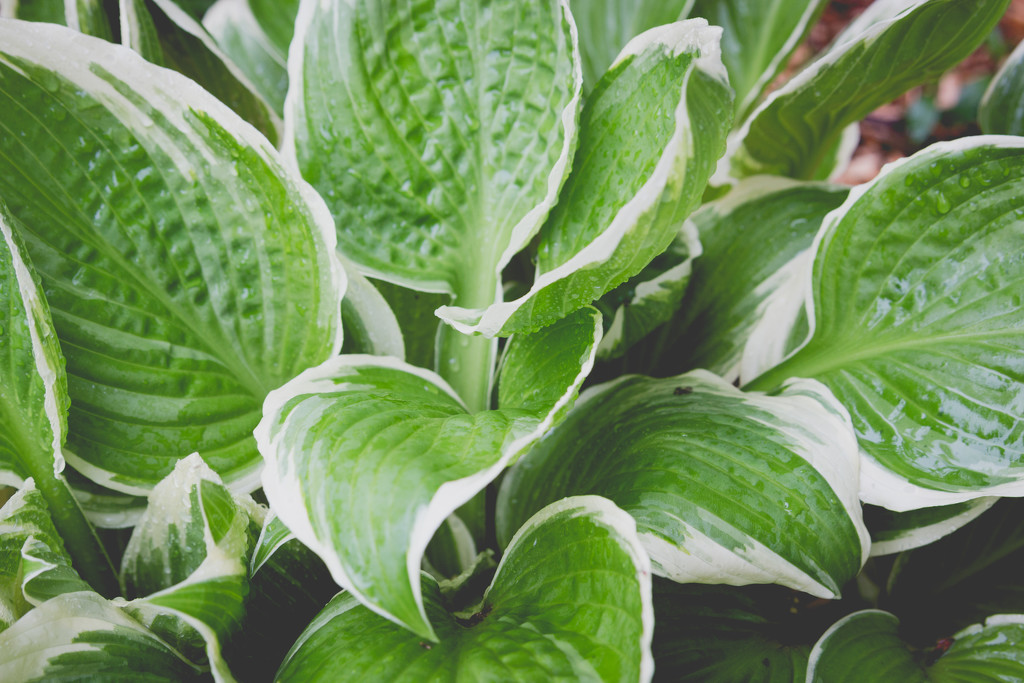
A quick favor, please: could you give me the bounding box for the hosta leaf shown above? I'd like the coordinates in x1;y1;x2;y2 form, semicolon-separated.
0;20;345;493
119;0;165;64
745;138;1024;509
594;219;701;361
256;308;601;640
203;0;289;114
120;454;253;681
0;479;91;629
807;611;1024;682
498;371;869;599
0;201;66;490
980;38;1024;136
289;0;581;310
569;0;692;90
665;177;848;382
119;0;281;144
277;496;654;683
885;497;1024;642
0;591;204;682
689;0;826;119
175;0;216;19
726;0;1010;181
440;20;733;336
866;498;997;556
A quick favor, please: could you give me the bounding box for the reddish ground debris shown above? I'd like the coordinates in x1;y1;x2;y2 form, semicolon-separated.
784;0;1024;185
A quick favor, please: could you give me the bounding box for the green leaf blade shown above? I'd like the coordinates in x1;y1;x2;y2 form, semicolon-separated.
569;0;693;90
290;0;581;303
0;21;344;493
120;454;254;681
498;371;869;599
667;177;848;382
807;611;1024;683
748;138;1024;509
0;479;91;626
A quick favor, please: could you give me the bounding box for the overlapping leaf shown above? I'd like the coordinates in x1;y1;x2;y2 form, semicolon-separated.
866;498;997;556
256;308;601;640
0;20;345;494
665;177;848;382
651;581;841;682
276;496;654;683
745;138;1024;510
885;498;1024;641
440;19;733;336
593;220;701;361
726;0;1010;181
807;611;1024;682
0;198;117;595
0;591;204;682
120;453;255;682
690;0;826;119
569;0;692;90
119;0;281;143
498;370;870;599
980;37;1024;136
1;0;65;22
0;480;91;631
203;0;289;114
224;513;336;680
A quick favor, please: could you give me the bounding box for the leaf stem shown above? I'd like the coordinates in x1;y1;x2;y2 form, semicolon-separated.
437;324;496;414
436;273;499;414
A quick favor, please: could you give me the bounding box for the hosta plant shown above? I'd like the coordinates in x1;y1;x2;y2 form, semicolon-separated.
1;0;1023;680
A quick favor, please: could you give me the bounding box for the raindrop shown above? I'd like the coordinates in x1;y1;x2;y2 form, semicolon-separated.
934;193;951;215
958;175;970;189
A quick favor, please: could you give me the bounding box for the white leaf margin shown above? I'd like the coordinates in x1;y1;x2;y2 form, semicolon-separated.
651;371;869;598
869;497;997;557
143;0;283;139
0;591;202;682
118;453;253;683
256;313;601;640
0;205;65;487
437;18;729;337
